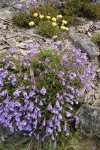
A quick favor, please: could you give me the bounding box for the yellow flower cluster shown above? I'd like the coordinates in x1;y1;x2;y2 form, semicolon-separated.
57;15;63;19
60;26;69;30
33;13;38;17
39;15;44;19
62;20;67;25
29;13;69;31
52;17;56;22
29;21;35;26
52;22;57;27
46;16;51;19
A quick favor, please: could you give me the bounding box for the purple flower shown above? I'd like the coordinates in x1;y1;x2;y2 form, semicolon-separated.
62;53;68;63
4;97;10;104
58;70;64;77
10;47;16;53
24;74;29;80
47;119;53;127
39;100;43;106
34;3;39;8
57;125;61;132
14;101;21;107
68;105;73;110
27;102;34;111
26;10;30;16
53;140;57;148
33;120;38;129
67;85;75;93
64;122;67;131
40;87;47;95
73;115;79;121
68;71;76;79
51;108;59;114
66;111;71;117
57;113;62;120
66;93;74;99
45;58;50;62
13;89;21;98
46;127;53;135
29;91;35;97
51;134;55;141
63;122;69;136
47;104;52;110
42;119;46;126
23;91;29;100
74;100;78;105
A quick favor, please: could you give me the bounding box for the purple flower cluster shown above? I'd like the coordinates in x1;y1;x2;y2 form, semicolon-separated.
0;41;95;146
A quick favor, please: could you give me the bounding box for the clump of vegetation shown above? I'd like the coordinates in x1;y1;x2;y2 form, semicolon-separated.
62;0;100;20
79;2;100;19
91;32;100;47
0;40;95;148
37;21;60;37
12;0;100;28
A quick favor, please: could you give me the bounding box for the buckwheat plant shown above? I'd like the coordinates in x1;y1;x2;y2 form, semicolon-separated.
0;41;95;147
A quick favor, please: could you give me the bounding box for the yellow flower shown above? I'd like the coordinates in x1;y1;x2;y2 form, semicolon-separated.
57;15;63;19
29;21;35;26
62;20;67;24
65;27;69;31
52;17;56;22
60;25;66;30
46;16;51;19
33;13;38;17
52;22;57;26
39;15;44;19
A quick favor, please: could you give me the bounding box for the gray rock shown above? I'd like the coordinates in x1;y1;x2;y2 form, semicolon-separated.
0;45;9;51
11;3;22;11
16;42;26;49
0;10;11;20
0;22;3;28
0;125;30;149
75;104;100;137
93;100;100;106
69;27;100;60
94;93;100;99
7;38;16;46
96;0;100;3
94;21;100;30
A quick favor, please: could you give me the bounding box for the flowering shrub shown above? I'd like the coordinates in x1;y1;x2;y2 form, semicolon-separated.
37;21;60;37
0;41;95;147
12;0;100;28
13;1;59;27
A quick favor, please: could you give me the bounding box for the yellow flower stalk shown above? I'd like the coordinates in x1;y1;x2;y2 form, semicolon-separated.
52;22;57;26
57;15;62;19
39;15;44;19
52;17;56;22
65;27;69;31
33;13;38;17
46;16;51;19
29;21;35;26
60;25;66;30
62;20;67;25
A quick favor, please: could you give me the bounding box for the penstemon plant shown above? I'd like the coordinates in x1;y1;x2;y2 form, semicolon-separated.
0;41;95;147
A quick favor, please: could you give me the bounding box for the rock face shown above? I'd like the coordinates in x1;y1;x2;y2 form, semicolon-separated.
75;104;100;137
69;27;100;60
0;125;30;148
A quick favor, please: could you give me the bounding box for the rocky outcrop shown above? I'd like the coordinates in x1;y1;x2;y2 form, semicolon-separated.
0;125;30;148
75;104;100;137
69;27;100;61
